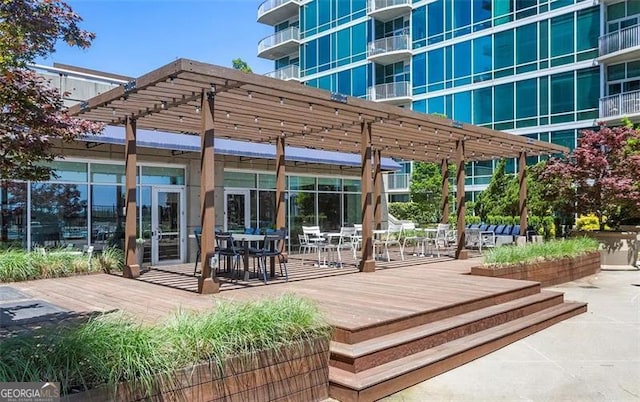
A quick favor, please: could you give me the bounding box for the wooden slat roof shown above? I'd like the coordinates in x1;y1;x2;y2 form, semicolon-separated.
68;59;568;162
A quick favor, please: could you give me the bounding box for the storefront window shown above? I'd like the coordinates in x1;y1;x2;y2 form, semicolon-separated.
31;183;88;248
91;185;124;251
0;182;27;249
140;166;185;185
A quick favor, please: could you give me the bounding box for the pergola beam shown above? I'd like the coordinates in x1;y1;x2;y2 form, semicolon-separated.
519;151;528;237
360;122;375;272
455;140;467;260
198;90;219;294
123;117;139;278
374;149;383;230
440;159;449;224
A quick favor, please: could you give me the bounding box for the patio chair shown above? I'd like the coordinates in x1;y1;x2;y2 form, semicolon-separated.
215;232;243;280
82;245;94;268
302;226;327;266
424;223;450;257
253;230;288;283
401;222;424;256
374;223;404;261
338;226;359;262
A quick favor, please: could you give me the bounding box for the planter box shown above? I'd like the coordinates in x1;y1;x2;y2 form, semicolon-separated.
573;230;639;268
470;251;601;287
64;337;330;402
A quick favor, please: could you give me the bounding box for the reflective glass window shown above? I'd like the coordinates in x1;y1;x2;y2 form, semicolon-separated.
31;183;88;248
473;35;492;75
577;67;599;111
551;72;574;114
473;87;492;124
140;166;184;185
343;179;360;192
413;53;427;89
516;79;538;118
91;185;124;251
516;23;537;65
454;41;471;79
318;178;340;192
454;91;471;123
577;7;599;52
428;0;444;43
550;13;574;57
288;176;316;191
224;171;255;188
0;182;27;249
47;161;87;182
91;163;125;184
318;192;341;231
494;30;514;70
428;48;444;84
258;174;275;190
494;83;514;122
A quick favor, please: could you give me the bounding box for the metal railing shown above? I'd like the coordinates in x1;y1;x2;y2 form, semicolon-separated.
599;90;640;118
368;0;411;13
599;25;640;57
264;65;300;81
386;173;410;190
367;35;410;57
258;0;298;19
368;81;410;101
258;27;300;54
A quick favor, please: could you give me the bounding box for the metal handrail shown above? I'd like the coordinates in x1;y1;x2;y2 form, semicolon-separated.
368;0;411;13
258;27;300;53
599;25;640;56
258;0;298;19
367;34;410;57
599;90;640;118
264;65;300;80
368;81;410;101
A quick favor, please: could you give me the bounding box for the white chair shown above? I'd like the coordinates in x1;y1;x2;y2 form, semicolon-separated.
401;222;424;256
302;226;327;266
425;224;450;257
336;226;358;264
374;223;405;261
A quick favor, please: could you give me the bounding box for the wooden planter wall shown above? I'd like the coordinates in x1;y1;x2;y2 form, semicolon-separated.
470;251;601;287
65;338;330;402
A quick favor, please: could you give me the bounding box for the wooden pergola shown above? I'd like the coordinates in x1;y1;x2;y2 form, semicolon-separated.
69;58;568;294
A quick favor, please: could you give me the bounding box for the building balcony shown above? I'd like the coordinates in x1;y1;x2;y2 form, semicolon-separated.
367;81;411;105
367;35;411;64
598;25;640;64
599;90;640;122
257;27;300;60
368;0;412;21
264;64;300;81
257;0;300;26
385;173;410;191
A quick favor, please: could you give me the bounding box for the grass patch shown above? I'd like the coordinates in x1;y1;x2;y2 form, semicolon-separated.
0;294;331;397
483;237;599;267
0;248;101;282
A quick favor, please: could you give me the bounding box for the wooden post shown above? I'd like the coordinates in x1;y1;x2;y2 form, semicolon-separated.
440;159;449;224
455;140;468;259
373;149;382;230
123;117;139;278
276;136;286;231
519;151;528;237
198;90;220;294
360;122;375;272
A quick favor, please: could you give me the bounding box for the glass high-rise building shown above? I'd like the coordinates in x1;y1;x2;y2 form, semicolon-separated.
257;0;639;202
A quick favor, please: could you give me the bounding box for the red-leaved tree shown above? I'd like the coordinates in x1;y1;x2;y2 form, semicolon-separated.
539;123;640;230
0;0;103;181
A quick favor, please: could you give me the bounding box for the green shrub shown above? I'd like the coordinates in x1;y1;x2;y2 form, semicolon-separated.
466;216;481;225
95;247;124;273
576;213;610;231
0;294;331;397
0;248;98;283
529;215;556;239
483;237;598;266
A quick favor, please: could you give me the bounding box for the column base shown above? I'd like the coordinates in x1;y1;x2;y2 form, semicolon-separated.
198;277;220;294
123;264;140;278
455;248;469;260
359;259;376;272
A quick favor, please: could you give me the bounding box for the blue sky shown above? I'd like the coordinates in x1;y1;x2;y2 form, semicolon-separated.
37;0;275;77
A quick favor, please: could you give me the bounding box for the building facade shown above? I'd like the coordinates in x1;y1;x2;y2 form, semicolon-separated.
257;0;638;201
1;64;398;264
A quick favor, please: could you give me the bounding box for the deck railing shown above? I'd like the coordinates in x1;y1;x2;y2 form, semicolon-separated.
258;0;298;19
386;173;410;190
264;65;300;81
599;90;640;118
368;81;410;101
599;25;640;56
367;35;410;57
258;27;300;54
368;0;411;13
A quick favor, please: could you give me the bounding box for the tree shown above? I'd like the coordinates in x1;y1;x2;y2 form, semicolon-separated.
231;58;252;73
408;162;453;223
538;124;640;230
475;159;512;220
0;0;102;181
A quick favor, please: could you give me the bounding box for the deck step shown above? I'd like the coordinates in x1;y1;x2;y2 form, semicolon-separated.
330;291;565;373
329;302;587;402
333;282;542;344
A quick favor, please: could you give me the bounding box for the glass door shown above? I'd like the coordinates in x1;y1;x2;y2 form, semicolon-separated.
224;189;250;232
152;188;184;265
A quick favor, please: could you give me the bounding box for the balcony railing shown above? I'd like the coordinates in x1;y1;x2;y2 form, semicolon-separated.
367;35;410;57
368;81;410;101
386;173;410;191
258;0;297;18
368;0;411;13
599;25;640;57
599;90;640;118
257;26;300;55
264;64;300;81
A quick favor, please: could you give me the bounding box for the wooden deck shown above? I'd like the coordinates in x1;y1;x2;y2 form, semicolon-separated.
8;253;585;401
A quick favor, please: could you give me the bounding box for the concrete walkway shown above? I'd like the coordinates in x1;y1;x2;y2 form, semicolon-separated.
383;269;640;401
